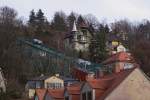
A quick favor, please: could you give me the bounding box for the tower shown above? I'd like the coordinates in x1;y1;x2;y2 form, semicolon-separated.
65;20;93;58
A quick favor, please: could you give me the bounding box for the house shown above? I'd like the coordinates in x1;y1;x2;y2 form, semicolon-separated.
64;82;84;100
81;77;114;100
106;33;120;54
116;44;126;53
44;88;64;100
106;31;129;55
26;74;63;99
102;52;135;73
100;67;150;100
0;67;6;93
32;66;150;100
65;21;93;53
80;67;134;100
26;74;77;98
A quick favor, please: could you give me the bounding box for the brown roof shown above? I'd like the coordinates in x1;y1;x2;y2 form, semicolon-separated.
102;52;134;64
35;89;47;100
47;88;64;99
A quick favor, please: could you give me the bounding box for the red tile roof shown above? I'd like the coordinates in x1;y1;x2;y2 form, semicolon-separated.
99;68;135;100
83;68;135;100
35;89;47;100
66;82;84;100
102;52;134;64
86;77;114;100
87;77;114;90
47;88;64;99
67;82;84;95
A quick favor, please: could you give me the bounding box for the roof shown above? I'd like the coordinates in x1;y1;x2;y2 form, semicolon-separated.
87;77;114;89
29;75;51;81
35;89;47;100
72;67;88;81
106;33;119;42
79;22;88;28
99;68;135;100
29;74;77;82
66;82;84;95
102;52;134;64
47;88;64;99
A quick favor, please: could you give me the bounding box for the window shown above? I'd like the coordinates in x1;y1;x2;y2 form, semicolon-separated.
47;83;62;89
124;63;133;69
77;35;82;40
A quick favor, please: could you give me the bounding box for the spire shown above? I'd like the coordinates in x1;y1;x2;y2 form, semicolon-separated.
72;21;77;32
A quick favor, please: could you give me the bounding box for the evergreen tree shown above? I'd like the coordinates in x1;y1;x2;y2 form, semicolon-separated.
35;9;46;34
28;9;36;26
90;24;109;62
36;9;45;24
51;11;68;31
67;12;76;30
28;9;49;35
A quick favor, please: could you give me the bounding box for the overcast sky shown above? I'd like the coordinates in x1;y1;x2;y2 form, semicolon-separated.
1;0;150;23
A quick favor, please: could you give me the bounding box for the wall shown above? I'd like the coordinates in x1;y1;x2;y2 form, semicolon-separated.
44;76;64;88
105;68;150;100
29;89;35;99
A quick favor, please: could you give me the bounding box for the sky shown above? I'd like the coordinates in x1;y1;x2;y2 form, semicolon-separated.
1;0;150;23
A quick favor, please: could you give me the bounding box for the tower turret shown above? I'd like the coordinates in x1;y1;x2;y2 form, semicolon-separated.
72;21;77;32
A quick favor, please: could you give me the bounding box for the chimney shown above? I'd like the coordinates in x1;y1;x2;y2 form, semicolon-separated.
98;70;105;78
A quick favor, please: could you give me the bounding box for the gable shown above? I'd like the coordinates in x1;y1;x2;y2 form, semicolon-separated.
105;68;150;100
45;76;64;83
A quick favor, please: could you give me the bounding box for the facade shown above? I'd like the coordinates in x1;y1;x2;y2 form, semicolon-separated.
44;75;64;89
102;52;135;73
65;21;93;52
26;74;64;99
26;74;78;99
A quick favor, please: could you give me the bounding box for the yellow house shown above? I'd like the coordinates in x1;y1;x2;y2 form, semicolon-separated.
112;41;119;46
26;74;78;99
44;74;64;89
26;74;64;99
